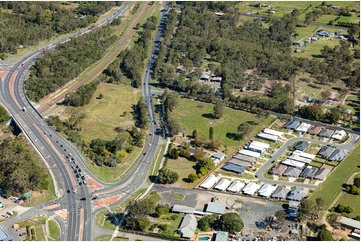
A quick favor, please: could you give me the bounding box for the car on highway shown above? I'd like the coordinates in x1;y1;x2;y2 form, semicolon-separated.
67;189;70;193
22;107;26;112
80;197;86;201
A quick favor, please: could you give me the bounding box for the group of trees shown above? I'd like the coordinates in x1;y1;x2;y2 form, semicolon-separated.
157;167;179;184
0;137;48;196
344;177;360;195
299;104;352;124
0;2;116;57
198;213;244;233
0;106;10;125
63;79;100;107
133;97;149;129
162;90;181;136
26;25;117;101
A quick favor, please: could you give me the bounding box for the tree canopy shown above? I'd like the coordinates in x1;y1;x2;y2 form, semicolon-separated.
219;212;244;233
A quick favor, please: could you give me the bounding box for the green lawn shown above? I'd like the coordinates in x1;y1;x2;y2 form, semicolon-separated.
314;14;337;24
309;144;360;211
337;192;360;218
166;157;199;189
336;15;360;24
95;210;117;230
173;98;275;155
146;213;182;238
18;216;48;241
48;219;60;240
144;191;161;205
26;174;56;207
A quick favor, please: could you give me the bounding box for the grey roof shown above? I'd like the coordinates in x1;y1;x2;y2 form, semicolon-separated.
228;158;251;168
222;163;246;174
287;187;305;201
328;149;348;161
215;231;228;241
212;151;226;160
289;201;300;208
318;146;335;159
318;128;334;138
271;187;290;199
271;164;288;176
206;201;226;214
314;168;331;180
0;227;11;241
300;167;319;178
172;204;195;214
294;141;309;151
337;216;360;229
200;73;210;80
232;154;256;164
286;120;300;129
283;166;302;178
177;214;197;238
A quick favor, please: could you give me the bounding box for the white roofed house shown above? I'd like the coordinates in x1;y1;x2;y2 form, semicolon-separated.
200;175;219;189
247;141;270;154
242;182;261;196
263;128;284;137
281;159;306;169
288;154;312;164
200;73;210;81
258;184;277;198
332;130;347;140
292;150;316;160
238;149;261;158
295;122;312;133
211;151;226;165
226;180;245;193
257;132;279;142
214;179;231;191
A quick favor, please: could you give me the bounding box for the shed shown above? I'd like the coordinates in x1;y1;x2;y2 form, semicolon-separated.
286;120;300;130
200;73;210;81
293;150;316;160
328;149;347;161
214;179;232;191
318;129;334;138
226;180;245;193
263;128;283;137
232;154;256;164
227;158;251;168
308;126;322;135
294;141;310;151
283;166;302;178
211;77;222;82
222;163;246;174
332;130;347;140
287;187;305;201
200;175;219;189
177;214;197;238
258;184;277;197
300;166;319;179
288;154;312;164
247;140;270;154
271;164;288;176
271;187;290;200
238;149;261;158
281;159;305;169
242;182;261;196
215;231;228;241
211;152;226;162
172;205;195;214
318;146;335;159
337;216;360;230
314;168;331;181
257;132;279;142
206;201;225;214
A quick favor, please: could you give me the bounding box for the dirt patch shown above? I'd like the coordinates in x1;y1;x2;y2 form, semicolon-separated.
44;204;60;210
93;195;121;208
54;209;67;221
87;177;103;191
0;71;7;78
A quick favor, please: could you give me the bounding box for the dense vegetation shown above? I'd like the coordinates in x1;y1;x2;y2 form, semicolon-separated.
63;79;100;107
0;2;118;58
0;106;10;125
26;26;117;101
0;137;48;196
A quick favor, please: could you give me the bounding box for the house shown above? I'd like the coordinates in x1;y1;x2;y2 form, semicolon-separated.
337;216;360;230
222;163;246;174
281;159;305;169
308;126;322;135
294;141;310;151
300;166;319;179
200;175;219;189
200;73;210;81
288;154;312;164
172;205;195;214
314;168;331;181
227;158;251;168
293;150;316;160
283;166;302;178
318;129;334;138
271;187;290;200
242;182;261;196
232;154;256;164
0;227;11;241
293;41;305;47
238;149;261;158
206;200;225;214
214;179;232;191
289;201;300;209
211;152;226;165
328;149;348;161
215;231;228;241
332;130;347;140
258;184;277;198
215;12;225;17
257;132;279;142
247;141;270;154
263;128;284;137
211;77;222;82
286;120;300;130
177;214;197;238
271;164;288;176
318;146;335;159
287;187;305;201
226;180;245;193
295;122;312;133
294;48;301;53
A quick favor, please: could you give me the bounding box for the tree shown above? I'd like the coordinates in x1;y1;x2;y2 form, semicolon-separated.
326;213;339;228
168;148;179;159
198;158;215;175
274;210;287;226
299;105;324;121
237;122;252;139
354;177;360;188
158;167;179;184
219;213;244;233
98;93;104;99
197;214;218;231
213;100;225;119
297;199;316;221
316;198;325;210
317;229;334;241
164;93;178;112
209;127;214;140
192;130;198;139
194;149;205;161
188;173;198;182
155;204;170;217
320;89;332;100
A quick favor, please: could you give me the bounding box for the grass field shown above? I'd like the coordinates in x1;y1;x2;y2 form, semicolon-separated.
77;83;141;143
146;213;182;238
166;157;199;189
26;171;56;207
48;219;60;240
337;191;360;218
309;144;360;211
18;216;48;241
173;98;275;155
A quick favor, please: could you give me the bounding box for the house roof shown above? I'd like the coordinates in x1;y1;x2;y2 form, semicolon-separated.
318;129;334;138
332;130;347;140
248;141;270;153
308;125;322;135
337;216;360;229
0;227;11;241
215;231;228;241
300;166;319;178
222;163;246;174
283;166;302;178
318;146;335;158
212;151;226;160
328;149;348;161
295;122;312;133
271;187;290;199
293;150;316;160
286;120;300;129
314;168;331;180
214;179;232;191
263;128;284;137
226;180;245;193
294;141;309;151
227;158;251;168
288;154;312;164
271;164;288;176
281;159;305;169
258;184;277;197
177;214;197;238
289;201;300;209
232;154;256;164
238;149;261;158
172;204;195;214
200;73;210;80
211;77;222;82
257;132;279;142
287;187;305;201
242;182;261;196
200;175;219;189
206;201;225;214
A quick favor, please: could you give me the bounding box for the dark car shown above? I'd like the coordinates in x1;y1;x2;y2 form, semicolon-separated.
80;197;86;201
67;189;70;193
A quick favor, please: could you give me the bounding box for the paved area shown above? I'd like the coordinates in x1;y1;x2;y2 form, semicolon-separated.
157;190;198;208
